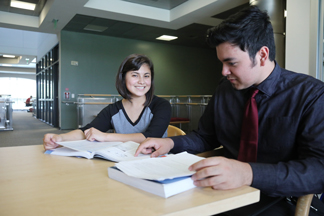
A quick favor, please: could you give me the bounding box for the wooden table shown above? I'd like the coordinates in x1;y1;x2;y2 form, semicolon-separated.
0;145;260;216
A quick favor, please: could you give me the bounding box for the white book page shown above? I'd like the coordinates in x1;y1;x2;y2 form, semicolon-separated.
116;152;204;180
46;147;94;159
56;140;123;152
96;141;150;162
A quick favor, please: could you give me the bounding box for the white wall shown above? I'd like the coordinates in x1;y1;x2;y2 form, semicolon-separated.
0;73;36;80
285;0;310;75
37;32;59;60
286;0;320;78
0;27;58;70
0;27;59;80
0;27;38;56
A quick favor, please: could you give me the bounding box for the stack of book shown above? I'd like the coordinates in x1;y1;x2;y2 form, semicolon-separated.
44;140;205;198
108;152;204;198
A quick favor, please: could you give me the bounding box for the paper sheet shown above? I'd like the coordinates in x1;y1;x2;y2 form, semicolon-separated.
116;152;204;180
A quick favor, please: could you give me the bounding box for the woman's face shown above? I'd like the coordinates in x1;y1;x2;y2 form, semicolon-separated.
125;64;151;99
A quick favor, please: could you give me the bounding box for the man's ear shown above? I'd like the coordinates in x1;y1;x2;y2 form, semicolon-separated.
259;46;270;66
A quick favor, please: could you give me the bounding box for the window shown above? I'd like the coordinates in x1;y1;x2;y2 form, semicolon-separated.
0;77;36;110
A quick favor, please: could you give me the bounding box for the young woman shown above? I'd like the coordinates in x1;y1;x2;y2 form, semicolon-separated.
43;54;171;150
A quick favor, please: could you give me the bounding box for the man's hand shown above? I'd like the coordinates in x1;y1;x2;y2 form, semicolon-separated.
84;127;107;142
189;157;253;190
135;138;174;157
43;133;62;150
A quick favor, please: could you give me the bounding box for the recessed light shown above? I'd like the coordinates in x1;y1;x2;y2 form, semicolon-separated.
84;24;108;32
10;0;36;11
156;35;178;41
3;55;16;58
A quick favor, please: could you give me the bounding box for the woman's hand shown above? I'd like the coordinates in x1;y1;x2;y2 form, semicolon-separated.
43;133;62;150
84;127;108;142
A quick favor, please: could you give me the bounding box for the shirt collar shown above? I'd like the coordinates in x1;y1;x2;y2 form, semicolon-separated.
254;61;280;97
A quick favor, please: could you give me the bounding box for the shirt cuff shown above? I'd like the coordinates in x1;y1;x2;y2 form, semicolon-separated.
249;162;277;194
169;136;185;153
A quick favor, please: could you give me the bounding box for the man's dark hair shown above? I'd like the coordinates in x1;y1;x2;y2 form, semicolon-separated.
206;5;276;64
115;54;155;106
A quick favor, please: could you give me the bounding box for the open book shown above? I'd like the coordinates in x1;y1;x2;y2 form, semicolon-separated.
108;152;204;198
44;140;149;162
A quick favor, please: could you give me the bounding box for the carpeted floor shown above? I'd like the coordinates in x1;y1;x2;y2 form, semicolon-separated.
0;111;72;147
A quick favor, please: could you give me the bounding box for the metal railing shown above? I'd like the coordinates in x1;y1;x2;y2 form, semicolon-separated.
62;94;212;133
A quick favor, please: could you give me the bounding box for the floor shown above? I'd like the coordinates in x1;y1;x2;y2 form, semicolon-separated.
0;111;72;148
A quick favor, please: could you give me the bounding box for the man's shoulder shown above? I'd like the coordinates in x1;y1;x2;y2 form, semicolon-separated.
281;68;324;89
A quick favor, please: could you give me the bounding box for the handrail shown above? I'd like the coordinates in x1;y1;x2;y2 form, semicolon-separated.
62;101;74;104
0;101;15;103
76;94;212;98
38;99;54;101
78;94;120;97
173;102;208;106
64;101;209;106
172;95;212;98
75;102;114;105
72;94;212;106
157;95;212;97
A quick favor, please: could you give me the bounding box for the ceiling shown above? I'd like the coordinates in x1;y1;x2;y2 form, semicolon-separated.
0;0;250;72
0;0;47;16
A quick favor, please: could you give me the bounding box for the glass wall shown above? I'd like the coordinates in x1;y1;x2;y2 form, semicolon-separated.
36;44;59;127
0;77;36;110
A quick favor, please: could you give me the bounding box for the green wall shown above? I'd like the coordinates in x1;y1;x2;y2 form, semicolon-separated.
60;30;222;129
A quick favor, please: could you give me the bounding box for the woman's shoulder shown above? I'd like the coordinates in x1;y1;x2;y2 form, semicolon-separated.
100;100;123;114
151;95;169;104
149;95;171;109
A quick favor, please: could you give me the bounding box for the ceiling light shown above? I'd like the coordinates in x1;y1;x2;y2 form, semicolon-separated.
156;35;178;41
3;55;16;58
84;24;108;32
32;58;36;63
10;0;36;11
2;64;13;67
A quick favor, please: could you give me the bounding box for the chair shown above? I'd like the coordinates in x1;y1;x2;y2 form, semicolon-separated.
169;117;190;131
167;125;186;137
197;147;315;216
295;194;313;216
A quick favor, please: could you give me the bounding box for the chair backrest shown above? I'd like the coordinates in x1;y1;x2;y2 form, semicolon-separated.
295;194;314;216
167;125;186;137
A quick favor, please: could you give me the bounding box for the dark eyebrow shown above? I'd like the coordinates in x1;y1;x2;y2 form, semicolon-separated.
222;57;236;62
130;71;151;75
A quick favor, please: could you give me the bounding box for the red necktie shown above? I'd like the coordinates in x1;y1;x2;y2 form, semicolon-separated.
238;88;259;162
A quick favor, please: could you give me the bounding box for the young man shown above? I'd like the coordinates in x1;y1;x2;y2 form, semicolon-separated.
136;6;324;215
25;96;32;106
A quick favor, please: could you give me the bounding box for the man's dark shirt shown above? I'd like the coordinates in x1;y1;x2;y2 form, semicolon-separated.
170;62;324;197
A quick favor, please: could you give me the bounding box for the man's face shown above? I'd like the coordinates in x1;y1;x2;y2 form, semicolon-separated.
216;42;262;90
